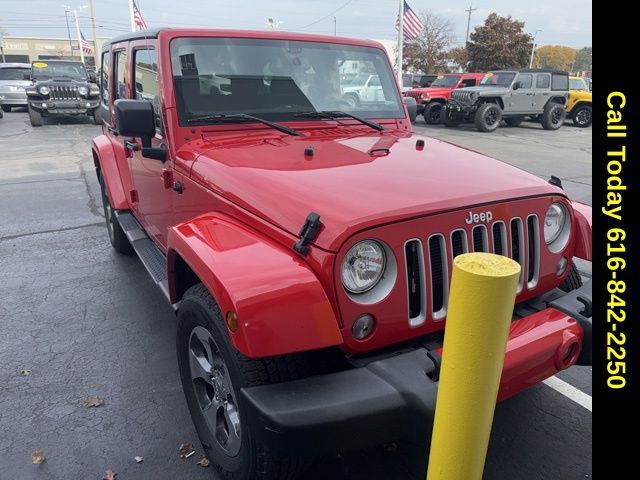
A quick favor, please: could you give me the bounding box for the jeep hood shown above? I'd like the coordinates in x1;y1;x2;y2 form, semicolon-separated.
423;86;453;96
188;130;560;251
456;86;510;96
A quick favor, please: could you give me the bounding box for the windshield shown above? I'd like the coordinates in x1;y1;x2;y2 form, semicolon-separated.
0;67;31;81
31;61;87;80
569;78;588;90
479;72;516;87
170;37;404;124
430;75;460;87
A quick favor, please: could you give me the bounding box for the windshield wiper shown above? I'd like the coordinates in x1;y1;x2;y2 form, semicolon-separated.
186;113;304;136
294;111;384;132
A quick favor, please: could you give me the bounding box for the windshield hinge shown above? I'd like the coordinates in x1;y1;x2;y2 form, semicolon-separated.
293;212;322;256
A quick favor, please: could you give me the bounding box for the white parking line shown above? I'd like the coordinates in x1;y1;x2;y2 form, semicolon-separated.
542;376;592;412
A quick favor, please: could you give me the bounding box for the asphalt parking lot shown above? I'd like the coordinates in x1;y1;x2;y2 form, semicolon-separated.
0;110;591;479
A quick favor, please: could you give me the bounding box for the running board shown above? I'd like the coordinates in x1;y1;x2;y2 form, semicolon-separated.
114;211;175;309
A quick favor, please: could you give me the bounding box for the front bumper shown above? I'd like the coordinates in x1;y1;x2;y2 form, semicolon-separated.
444;99;477;118
240;281;591;455
28;98;99;115
0;91;28;107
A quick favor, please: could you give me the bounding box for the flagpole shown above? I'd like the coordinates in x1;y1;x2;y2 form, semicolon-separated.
396;0;404;84
72;8;85;64
128;0;136;32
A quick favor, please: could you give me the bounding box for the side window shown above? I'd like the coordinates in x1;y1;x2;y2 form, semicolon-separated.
536;74;550;89
134;48;162;134
114;50;128;99
100;51;110;106
551;73;569;90
460;78;477;87
369;75;381;87
517;74;532;89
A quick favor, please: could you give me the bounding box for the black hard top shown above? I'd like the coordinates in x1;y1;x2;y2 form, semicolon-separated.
102;28;167;49
493;68;568;75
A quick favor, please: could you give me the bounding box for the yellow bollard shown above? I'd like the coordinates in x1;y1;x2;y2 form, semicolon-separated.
426;252;521;480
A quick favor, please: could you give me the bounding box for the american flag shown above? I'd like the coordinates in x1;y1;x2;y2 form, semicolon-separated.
80;31;93;54
395;1;424;39
133;0;148;30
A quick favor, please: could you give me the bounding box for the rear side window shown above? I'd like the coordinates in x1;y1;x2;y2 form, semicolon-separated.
536;74;550;89
551;73;569;90
114;50;128;99
460;78;477;87
134;48;162;133
100;51;110;105
0;67;30;80
517;74;532;89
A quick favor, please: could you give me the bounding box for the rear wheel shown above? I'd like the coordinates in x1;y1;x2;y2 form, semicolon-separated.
177;284;311;480
504;116;524;127
98;171;132;254
474;103;502;132
28;105;43;127
572;104;592;128
1;105;11;113
541;102;565;130
423;102;443;125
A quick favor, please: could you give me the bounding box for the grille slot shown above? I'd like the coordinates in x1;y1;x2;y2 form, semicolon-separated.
50;85;80;100
492;222;507;256
510;218;525;292
450;229;468;259
527;215;540;288
428;234;448;320
472;225;488;252
405;240;426;326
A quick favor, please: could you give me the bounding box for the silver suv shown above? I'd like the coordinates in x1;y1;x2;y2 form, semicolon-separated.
0;63;32;113
442;69;569;132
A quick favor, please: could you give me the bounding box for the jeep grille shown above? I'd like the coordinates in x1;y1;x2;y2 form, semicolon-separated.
451;90;474;105
405;215;541;325
404;90;422;101
49;85;81;100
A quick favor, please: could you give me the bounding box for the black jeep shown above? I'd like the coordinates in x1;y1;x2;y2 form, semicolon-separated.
25;60;100;127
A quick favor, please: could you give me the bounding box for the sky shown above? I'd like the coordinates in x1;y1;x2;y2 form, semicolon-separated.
0;0;592;48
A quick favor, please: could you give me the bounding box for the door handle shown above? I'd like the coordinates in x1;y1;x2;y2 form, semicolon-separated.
125;140;139;152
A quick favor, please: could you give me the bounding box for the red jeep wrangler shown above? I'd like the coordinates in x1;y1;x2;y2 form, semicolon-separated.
404;73;485;124
93;28;592;479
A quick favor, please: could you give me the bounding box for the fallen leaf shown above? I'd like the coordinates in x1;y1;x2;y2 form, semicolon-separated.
197;456;210;467
84;396;105;408
103;469;117;480
20;369;32;376
179;442;195;458
134;456;143;463
31;450;45;464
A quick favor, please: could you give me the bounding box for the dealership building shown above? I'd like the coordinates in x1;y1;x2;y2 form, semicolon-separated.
0;35;111;66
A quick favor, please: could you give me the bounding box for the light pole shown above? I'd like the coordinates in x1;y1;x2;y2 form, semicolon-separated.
529;29;541;68
63;9;74;57
65;5;88;64
0;34;6;63
464;4;477;45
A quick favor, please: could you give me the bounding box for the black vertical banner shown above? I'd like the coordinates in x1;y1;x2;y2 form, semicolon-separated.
595;3;639;474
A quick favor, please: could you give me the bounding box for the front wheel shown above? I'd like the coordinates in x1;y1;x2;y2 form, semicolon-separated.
474;103;502;132
98;171;132;254
541;102;566;130
177;284;310;480
343;92;360;108
423;102;443;125
28;105;43;127
91;109;102;125
572;104;592;128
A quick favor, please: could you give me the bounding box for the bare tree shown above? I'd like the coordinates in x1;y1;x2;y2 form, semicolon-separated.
402;11;455;74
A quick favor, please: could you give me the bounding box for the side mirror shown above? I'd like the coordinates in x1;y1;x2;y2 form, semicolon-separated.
114;99;166;161
403;96;418;122
513;81;521;90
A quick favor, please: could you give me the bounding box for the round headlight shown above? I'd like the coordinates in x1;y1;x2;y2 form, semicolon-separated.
38;85;50;96
544;203;568;245
341;240;386;293
78;86;88;96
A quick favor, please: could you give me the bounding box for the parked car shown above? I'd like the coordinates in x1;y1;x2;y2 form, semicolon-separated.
566;76;592;128
404;73;485;124
25;60;100;126
341;73;387;106
94;28;591;479
0;63;32;112
442;69;569;132
401;73;437;92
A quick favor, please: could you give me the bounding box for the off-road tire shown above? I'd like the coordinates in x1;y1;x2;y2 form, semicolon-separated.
1;105;11;113
28;105;43;127
504;116;524;127
0;108;3;119
474;103;502;132
92;109;102;125
559;261;583;292
572;104;592;128
423;102;443;125
541;102;565;130
177;284;311;480
98;171;133;254
441;108;462;127
343;92;360;108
